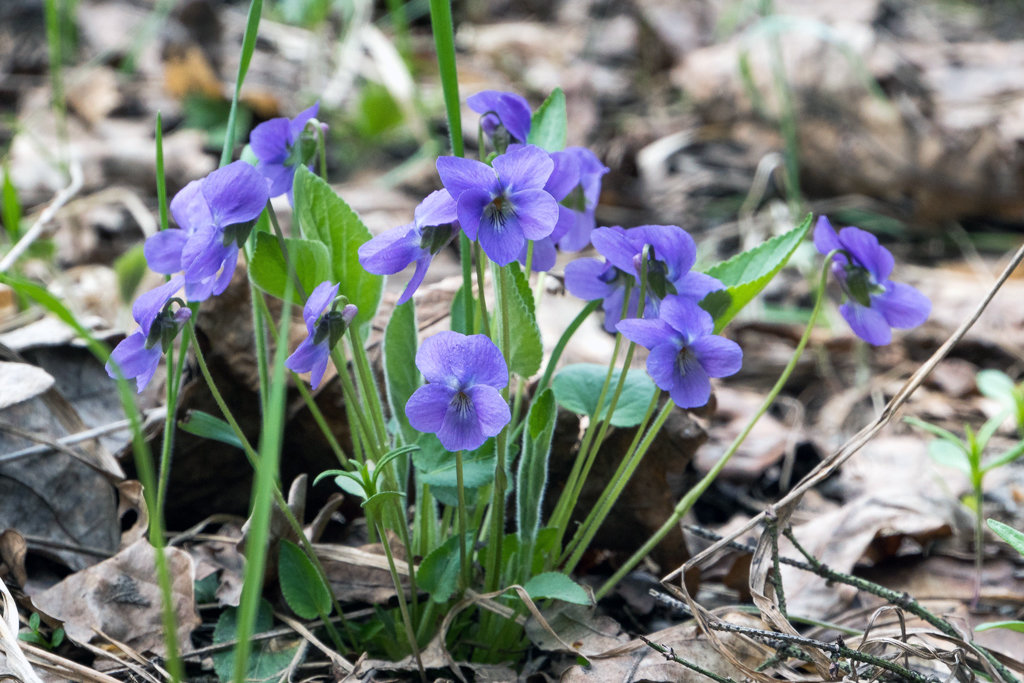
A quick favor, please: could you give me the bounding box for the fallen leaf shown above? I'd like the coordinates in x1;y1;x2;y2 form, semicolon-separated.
0;361;54;410
31;538;199;657
560;613;770;682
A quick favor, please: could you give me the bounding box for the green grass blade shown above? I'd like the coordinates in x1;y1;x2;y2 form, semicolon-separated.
231;276;294;682
220;0;264;167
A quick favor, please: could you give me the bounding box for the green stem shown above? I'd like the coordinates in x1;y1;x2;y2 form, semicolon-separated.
564;399;674;574
594;257;832;600
455;450;470;589
474;244;491;335
560;387;661;567
348;324;389;447
329;346;382;460
375;521;426;682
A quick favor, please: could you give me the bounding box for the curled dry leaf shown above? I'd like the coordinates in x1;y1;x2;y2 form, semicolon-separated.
31;538;199;657
0;530;27;588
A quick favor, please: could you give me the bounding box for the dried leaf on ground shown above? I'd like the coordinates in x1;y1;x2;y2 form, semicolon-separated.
526;603;630;656
0;361;54;410
779;489;958;617
560;613;770;682
31;538;199;656
316;533;409;604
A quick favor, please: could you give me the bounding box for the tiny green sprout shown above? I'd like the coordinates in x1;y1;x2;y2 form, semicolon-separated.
976;369;1024;438
19;612;64;650
314;445;417;517
906;413;1024;603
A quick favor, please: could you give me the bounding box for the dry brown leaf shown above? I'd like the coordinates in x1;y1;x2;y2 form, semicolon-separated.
31;538;199;656
318;533;409;604
525;603;629;656
187;522;245;608
778;489;957;617
560;613;770;682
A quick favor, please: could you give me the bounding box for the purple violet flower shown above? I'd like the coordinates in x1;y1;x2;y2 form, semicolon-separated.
564;224;723;332
467;90;532;146
814;216;931;346
144;161;269;302
436;145;559;266
249;102;322;198
617;296;742;408
510;145;608;271
357;190;459;304
554;147;608;252
285;281;357;389
106;275;190;392
405;331;511;451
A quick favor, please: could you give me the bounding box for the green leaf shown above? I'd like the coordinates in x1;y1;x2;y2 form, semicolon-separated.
417;533;468;603
383;300;420;443
1;166;22;241
178;410;244;450
278;540;332;620
976;369;1016;405
527;88;567;152
927;440;970;474
362;490;403;518
292;165;383;333
212;600;298;682
703;213;813;332
248;232;331;301
413;434;496;489
331;472;368;500
517;389;555;545
113;245;149;304
552;364;656;427
983;439;1024;473
506;264;543;378
975;620;1024;633
988;519;1024;558
522;572;590;605
904;416;967;450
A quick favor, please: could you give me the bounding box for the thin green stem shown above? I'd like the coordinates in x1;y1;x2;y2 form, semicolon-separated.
564;399;674;574
595;256;833;600
474;244;491;335
375;521;426;682
155;113;169;233
560;387;661;567
330;346;382;461
348;324;388;446
455;450;470;589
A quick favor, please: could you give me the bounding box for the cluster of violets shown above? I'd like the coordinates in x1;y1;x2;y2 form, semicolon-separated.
105;103;350;391
107;89;931;454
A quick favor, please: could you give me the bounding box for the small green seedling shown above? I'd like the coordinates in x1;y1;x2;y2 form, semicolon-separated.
906;394;1024;601
976;519;1024;633
19;612;65;650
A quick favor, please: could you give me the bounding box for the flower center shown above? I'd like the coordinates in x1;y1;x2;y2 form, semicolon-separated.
452;390;474;418
485;193;513;231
